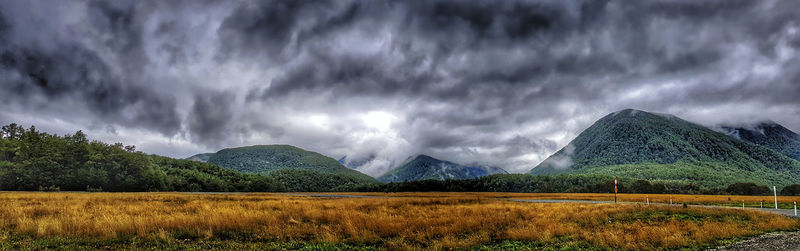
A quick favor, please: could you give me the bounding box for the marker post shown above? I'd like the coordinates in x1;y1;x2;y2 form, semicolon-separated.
774;186;778;209
614;178;618;203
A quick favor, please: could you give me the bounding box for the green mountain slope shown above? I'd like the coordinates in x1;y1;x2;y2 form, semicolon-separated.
205;145;377;184
529;109;800;188
0;124;285;192
379;154;507;182
718;122;800;161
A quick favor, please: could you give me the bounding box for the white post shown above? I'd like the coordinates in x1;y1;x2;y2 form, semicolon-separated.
761;201;763;208
646;196;649;205
742;200;745;209
794;202;797;216
774;186;778;209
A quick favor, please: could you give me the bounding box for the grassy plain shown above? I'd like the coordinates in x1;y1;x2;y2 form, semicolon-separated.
0;192;797;250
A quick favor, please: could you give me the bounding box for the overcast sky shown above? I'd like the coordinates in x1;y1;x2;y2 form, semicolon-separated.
1;0;799;176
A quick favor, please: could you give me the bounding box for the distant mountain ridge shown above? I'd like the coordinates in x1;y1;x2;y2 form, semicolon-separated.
186;153;213;162
717;122;800;161
529;109;800;188
187;145;377;184
379;154;507;182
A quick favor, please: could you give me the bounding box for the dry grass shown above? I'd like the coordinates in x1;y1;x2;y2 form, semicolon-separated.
0;192;797;250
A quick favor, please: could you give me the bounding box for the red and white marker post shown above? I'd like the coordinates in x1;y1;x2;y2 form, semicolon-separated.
614;178;618;203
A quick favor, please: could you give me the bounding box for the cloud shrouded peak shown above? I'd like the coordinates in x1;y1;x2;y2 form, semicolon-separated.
1;0;800;176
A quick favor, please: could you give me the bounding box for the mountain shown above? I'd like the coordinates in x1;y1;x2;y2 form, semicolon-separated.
529;109;800;188
378;154;507;182
338;154;375;169
202;145;377;184
186;153;213;163
717;122;800;161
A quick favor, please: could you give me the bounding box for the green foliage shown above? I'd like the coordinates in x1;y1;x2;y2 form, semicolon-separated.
0;123;285;192
357;173;772;195
531;109;800;188
266;169;377;192
781;184;800;196
724;182;770;195
537;161;800;189
206;145;376;183
360;174;630;193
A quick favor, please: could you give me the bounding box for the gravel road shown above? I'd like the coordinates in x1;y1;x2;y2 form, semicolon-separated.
710;231;800;251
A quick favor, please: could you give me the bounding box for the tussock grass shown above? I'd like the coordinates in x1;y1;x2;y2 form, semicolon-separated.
0;192;796;250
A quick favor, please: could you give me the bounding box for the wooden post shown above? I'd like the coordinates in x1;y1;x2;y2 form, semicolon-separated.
646;196;649;205
795;202;797;216
742;200;745;209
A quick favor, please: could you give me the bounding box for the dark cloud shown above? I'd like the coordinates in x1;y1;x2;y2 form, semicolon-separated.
188;91;236;146
1;0;799;174
0;44;180;134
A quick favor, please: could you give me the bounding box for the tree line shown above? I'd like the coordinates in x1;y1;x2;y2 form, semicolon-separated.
2;123;798;195
353;174;800;196
0;124;284;192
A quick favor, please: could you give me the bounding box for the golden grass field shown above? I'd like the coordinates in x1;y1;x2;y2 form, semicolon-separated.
0;192;798;250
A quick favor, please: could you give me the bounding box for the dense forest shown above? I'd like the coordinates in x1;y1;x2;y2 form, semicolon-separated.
0;124;285;192
358;174;800;196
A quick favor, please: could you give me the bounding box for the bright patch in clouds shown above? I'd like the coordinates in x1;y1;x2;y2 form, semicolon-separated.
362;111;396;131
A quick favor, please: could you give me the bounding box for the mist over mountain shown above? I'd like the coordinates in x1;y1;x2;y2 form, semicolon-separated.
338;154;376;170
186;153;213;163
379;154;508;182
717;122;800;161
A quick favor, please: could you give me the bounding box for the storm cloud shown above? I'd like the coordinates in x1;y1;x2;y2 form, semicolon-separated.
1;0;800;176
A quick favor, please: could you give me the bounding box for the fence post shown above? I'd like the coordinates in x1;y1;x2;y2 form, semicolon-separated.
646;196;649;205
743;200;745;209
795;202;797;216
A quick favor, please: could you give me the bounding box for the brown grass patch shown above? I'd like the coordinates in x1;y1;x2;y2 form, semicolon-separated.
0;192;796;250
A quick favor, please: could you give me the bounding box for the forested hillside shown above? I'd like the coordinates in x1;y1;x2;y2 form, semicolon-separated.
530;109;800;188
718;122;800;161
204;145;377;184
0;124;285;192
